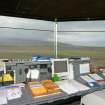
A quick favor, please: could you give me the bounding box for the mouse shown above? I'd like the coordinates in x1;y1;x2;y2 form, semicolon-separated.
89;83;94;87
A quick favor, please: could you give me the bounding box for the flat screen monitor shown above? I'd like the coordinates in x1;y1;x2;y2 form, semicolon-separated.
51;58;69;78
80;63;90;74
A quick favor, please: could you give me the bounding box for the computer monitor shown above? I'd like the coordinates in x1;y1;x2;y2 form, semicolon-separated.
80;63;90;74
51;58;69;79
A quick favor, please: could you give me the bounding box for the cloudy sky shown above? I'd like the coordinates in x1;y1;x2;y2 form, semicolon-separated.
58;21;105;47
0;16;53;41
0;16;105;47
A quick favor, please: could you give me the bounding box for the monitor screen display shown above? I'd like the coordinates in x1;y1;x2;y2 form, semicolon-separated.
54;60;68;73
80;63;90;74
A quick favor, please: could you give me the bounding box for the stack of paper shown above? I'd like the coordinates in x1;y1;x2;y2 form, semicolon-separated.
71;80;90;91
27;69;39;79
41;80;61;94
0;88;7;105
56;80;78;94
56;80;89;95
28;81;47;96
6;86;22;100
11;83;25;88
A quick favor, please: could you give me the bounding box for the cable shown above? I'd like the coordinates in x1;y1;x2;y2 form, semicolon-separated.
0;26;105;32
58;30;105;32
0;26;53;32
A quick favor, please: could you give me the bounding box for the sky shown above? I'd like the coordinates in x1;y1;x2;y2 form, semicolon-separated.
0;16;53;41
58;21;105;47
0;16;105;47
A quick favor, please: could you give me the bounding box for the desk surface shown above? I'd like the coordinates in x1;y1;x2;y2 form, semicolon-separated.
91;89;105;100
0;79;103;105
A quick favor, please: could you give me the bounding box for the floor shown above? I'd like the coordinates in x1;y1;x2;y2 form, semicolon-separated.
64;96;81;105
65;101;80;105
56;97;80;105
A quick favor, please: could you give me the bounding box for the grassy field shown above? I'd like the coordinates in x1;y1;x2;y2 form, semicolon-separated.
0;46;54;59
58;47;105;67
0;45;105;67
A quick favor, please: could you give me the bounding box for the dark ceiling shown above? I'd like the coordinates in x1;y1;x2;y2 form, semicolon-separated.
0;0;105;21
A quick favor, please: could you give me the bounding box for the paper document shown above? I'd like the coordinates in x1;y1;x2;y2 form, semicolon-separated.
0;62;5;72
27;70;31;78
71;80;90;91
56;80;79;94
31;69;39;79
0;88;7;105
11;83;25;88
6;86;22;100
56;80;89;95
80;63;90;74
89;74;103;80
80;75;95;82
27;69;39;79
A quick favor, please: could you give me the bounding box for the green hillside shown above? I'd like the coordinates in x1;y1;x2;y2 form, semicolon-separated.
0;40;105;67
